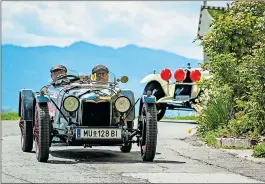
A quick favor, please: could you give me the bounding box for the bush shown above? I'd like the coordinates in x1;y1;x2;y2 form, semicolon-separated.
228;115;253;137
194;83;233;137
252;142;265;158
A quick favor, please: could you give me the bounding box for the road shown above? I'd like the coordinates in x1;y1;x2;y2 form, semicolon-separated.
1;120;264;183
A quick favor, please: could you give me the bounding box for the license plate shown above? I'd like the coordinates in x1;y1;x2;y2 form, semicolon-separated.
76;128;122;139
174;95;190;101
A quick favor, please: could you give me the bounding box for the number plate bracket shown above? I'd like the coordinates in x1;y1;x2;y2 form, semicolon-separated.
75;127;122;139
174;95;190;101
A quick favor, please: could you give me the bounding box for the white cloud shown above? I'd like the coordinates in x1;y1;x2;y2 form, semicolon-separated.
2;1;229;60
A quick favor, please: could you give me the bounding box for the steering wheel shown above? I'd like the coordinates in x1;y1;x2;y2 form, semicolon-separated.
55;75;80;82
51;75;80;86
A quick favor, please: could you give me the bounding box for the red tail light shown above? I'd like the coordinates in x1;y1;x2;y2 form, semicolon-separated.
174;69;186;82
160;68;172;81
190;69;201;82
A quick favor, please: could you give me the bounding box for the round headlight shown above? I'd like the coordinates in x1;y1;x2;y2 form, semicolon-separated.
114;96;131;113
63;96;80;112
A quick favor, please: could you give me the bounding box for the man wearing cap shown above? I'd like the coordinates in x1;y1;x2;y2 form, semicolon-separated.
50;64;67;81
91;64;109;83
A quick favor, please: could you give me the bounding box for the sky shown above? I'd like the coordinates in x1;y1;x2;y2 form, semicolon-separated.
2;1;229;60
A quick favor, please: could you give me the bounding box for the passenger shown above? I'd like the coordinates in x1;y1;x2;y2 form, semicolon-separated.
91;65;109;82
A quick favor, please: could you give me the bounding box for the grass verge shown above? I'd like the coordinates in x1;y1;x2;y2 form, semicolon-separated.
163;115;197;121
220;145;252;150
1;112;19;120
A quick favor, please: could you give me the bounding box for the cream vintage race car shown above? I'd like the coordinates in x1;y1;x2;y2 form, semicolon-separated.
140;63;211;121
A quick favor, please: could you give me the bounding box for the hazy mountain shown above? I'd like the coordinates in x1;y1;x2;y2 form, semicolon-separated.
2;41;201;116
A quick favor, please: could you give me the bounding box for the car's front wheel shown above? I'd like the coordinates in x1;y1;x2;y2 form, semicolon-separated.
33;103;51;162
140;102;158;162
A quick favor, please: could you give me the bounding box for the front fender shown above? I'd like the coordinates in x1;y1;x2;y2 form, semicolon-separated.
19;89;35;121
141;95;156;103
121;89;135;121
35;94;51;103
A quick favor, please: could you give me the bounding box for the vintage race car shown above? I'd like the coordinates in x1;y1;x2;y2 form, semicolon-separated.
18;71;158;162
140;63;211;121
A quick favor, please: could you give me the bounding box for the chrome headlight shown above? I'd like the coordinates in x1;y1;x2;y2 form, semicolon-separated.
114;96;131;113
63;96;80;112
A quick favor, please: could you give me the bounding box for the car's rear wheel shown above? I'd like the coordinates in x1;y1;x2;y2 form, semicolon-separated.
140;103;157;162
144;82;166;121
120;121;133;153
33;103;50;162
20;119;33;152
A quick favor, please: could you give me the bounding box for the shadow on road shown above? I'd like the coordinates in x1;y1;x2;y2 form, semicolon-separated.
49;149;186;165
48;160;77;164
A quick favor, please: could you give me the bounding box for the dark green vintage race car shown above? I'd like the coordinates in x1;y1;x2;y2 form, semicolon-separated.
18;70;158;163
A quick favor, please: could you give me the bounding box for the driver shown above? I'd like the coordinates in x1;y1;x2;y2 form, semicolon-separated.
50;64;67;81
91;64;109;82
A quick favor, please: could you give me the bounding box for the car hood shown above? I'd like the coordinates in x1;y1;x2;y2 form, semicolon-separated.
67;87;119;102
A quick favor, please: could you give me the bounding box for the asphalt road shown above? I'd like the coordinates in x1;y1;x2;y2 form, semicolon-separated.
1;120;264;183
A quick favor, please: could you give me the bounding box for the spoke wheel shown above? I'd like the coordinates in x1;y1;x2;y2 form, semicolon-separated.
20;118;33;152
33;103;50;162
156;103;166;122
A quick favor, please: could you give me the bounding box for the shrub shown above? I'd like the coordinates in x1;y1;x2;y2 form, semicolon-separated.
202;130;222;147
252;142;265;158
194;83;233;137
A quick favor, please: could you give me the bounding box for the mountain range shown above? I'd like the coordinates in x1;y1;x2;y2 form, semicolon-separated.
2;41;201;116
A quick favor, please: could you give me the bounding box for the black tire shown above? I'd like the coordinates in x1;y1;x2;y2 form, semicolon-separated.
49;128;53;147
140;103;157;162
144;82;166;121
120;121;133;153
49;119;53;147
34;103;51;162
20;120;33;152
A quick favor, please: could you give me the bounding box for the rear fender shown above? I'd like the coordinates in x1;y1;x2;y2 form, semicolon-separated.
19;89;51;122
121;89;135;121
19;89;35;121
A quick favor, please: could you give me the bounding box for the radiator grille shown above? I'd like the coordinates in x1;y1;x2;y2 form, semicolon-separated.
174;70;192;97
81;101;111;126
